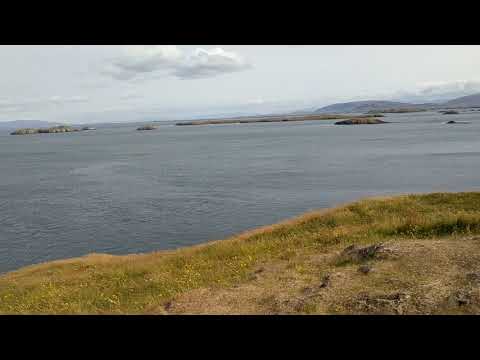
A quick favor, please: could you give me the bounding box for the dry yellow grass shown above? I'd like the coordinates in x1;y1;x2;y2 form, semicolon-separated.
1;192;480;314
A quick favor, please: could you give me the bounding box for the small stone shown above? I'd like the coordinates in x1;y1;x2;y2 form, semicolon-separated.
466;272;480;283
164;301;173;311
358;265;372;274
449;291;471;307
457;296;470;306
319;274;331;288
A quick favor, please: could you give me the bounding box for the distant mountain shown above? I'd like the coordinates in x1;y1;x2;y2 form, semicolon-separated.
443;93;480;108
315;93;480;114
0;120;60;130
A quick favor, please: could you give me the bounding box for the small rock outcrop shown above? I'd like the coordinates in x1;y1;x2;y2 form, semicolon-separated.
338;243;386;264
136;125;157;131
445;120;470;124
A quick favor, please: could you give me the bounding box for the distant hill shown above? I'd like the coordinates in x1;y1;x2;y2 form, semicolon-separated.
443;93;480;108
0;120;60;130
315;101;416;114
315;93;480;113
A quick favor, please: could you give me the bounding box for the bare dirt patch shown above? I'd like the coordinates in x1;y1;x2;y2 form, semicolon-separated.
165;237;480;314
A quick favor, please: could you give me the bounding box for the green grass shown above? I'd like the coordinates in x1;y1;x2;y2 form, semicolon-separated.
1;192;480;314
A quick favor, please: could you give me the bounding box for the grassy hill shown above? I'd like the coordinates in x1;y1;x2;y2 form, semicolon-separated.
1;192;480;314
315;100;414;114
314;92;480;114
444;93;480;108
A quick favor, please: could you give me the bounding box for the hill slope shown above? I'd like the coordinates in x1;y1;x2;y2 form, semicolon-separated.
315;92;480;113
444;93;480;108
1;192;480;314
315;100;413;113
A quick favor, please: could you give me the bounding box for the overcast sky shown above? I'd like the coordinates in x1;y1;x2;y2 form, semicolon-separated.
1;45;480;124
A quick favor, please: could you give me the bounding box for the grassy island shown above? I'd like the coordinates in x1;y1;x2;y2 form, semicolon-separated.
176;114;384;126
1;192;480;314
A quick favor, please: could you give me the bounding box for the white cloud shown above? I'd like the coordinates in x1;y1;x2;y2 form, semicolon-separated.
173;48;252;79
104;46;252;81
104;45;182;80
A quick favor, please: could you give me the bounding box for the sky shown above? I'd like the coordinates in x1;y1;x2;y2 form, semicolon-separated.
1;45;480;124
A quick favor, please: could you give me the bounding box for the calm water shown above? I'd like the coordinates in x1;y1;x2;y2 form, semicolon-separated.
1;111;480;273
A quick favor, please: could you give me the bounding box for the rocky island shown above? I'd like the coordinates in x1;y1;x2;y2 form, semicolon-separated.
10;125;82;135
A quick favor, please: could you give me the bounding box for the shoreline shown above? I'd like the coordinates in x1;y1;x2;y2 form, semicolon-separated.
0;192;401;277
1;191;480;314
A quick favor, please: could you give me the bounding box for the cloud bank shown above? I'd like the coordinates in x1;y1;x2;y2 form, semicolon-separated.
104;46;252;81
0;95;89;118
393;80;480;103
391;80;480;102
1;95;88;107
416;80;480;97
